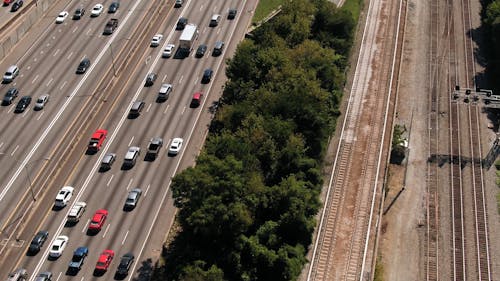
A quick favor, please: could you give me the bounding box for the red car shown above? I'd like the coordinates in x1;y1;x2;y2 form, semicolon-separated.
3;0;13;5
95;249;114;271
87;129;107;152
88;209;108;232
190;92;203;108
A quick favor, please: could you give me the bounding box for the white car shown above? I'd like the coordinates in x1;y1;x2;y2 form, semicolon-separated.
150;34;163;47
49;235;69;258
168;138;184;155
54;186;74;208
162;44;175;58
91;4;104;17
55;11;69;23
67;201;86;222
34;95;49;110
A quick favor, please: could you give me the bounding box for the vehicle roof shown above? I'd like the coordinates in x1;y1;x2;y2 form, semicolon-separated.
74;246;88;255
95;209;108;215
54;235;68;243
61;186;74;192
192;92;202;99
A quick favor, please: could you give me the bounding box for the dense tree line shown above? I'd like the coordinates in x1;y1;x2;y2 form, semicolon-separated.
483;0;500;90
153;0;356;280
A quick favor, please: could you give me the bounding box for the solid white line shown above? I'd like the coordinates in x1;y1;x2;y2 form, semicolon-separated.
144;184;150;197
10;145;19;156
46;78;53;87
102;224;110;238
106;174;114;186
121;230;129;245
128;136;134;146
126;178;133;190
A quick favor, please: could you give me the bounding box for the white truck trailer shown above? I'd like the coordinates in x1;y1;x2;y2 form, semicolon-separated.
179;24;198;56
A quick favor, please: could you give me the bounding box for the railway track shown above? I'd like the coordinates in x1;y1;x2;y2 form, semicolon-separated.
306;0;405;279
426;0;493;278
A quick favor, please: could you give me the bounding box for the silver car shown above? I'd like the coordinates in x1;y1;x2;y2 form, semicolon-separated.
34;95;49;110
124;188;142;209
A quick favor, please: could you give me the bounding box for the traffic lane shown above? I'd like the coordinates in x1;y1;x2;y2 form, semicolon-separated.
0;0;156;203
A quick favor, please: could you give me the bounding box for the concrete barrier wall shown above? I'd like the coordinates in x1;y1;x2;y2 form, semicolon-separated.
0;0;52;61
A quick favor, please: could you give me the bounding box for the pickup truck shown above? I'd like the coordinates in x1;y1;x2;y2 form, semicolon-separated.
68;247;88;272
103;18;118;35
67;202;86;223
146;137;163;160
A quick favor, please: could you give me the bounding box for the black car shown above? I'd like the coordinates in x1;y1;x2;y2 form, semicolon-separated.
73;7;85;20
76;58;91;74
108;2;119;13
201;68;213;84
10;0;23;12
176;17;188;30
195;44;207;58
228;8;237;19
15;96;31;113
145;73;157;87
116;252;134;276
28;230;49;253
2;87;18;105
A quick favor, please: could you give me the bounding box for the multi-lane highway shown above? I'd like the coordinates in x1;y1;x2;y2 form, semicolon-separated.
0;0;258;279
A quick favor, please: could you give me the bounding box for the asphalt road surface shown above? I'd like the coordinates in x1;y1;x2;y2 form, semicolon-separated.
0;0;258;279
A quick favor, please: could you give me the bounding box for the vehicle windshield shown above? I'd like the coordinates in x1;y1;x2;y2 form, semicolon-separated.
72;254;81;262
97;261;106;267
149;143;159;150
52;245;59;251
37;98;44;103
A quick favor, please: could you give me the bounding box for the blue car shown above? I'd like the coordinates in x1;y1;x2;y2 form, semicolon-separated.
68;247;88;273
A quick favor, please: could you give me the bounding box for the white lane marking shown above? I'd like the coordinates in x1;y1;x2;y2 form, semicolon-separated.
60;81;67;90
32;75;39;84
202;27;207;34
36;111;45;121
200;4;203;11
163;104;169;114
72;26;78;33
146;103;152;112
82;54;87;60
102;224;110;238
106;174;114;186
121;230;129;245
0;143;3;149
7;105;14;114
217;28;221;35
126;178;133;190
162;74;167;82
181;106;186;115
55;272;61;281
145;55;151;64
212;5;217;12
179;75;184;84
53;49;60;56
10;145;19;156
86;28;92;36
46;78;53;87
144;184;150;197
22;110;28;118
26;66;31;70
82;219;90;233
34;58;37;62
128;136;134;146
193;77;198;84
67;52;73;60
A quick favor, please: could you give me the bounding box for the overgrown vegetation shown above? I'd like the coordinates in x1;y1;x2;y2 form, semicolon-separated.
153;0;358;280
253;0;285;23
373;258;385;281
390;124;407;164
